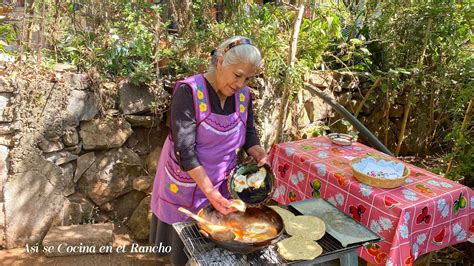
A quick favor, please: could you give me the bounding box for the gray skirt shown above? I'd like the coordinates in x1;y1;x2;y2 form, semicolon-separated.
149;213;188;265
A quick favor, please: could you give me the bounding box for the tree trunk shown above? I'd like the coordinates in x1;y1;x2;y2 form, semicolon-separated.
395;18;432;156
154;5;162;87
445;97;473;175
37;0;46;64
354;76;382;118
274;4;304;144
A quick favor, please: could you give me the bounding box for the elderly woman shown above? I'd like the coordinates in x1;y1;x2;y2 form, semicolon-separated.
150;36;267;264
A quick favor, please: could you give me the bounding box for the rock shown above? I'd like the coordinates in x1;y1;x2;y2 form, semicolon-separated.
308;71;335;88
0;92;12;110
133;176;153;193
77;148;146;205
74;152;95;183
44;151;78;166
125;115;160;128
65;90;99;126
390;104;404;118
341;76;359;89
42;223;114;257
63;73;91;90
4;168;66;248
43;129;62;141
0;135;13;147
64;143;82;155
332;85;343;92
126;114;158;128
53;63;77;72
61;163;75;196
100;202;113;212
0;76;14;93
63;126;79;146
146;145;162;176
303;88;334;122
0;203;4;247
126;196;151;240
61;193;96;225
337;91;353;107
12;79;27;92
0;106;13;122
127;127;167;156
368;110;385;126
0;145;8;201
125;134;139;149
119;82;153;115
79;118;133;150
38;137;64;153
113;227;133;248
100;190;147;223
0;122;16;134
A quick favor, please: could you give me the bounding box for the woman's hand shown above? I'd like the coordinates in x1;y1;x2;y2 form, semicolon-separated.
187;166;234;215
247;145;268;167
204;188;234;215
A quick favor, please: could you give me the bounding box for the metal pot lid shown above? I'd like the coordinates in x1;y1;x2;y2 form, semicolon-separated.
228;163;275;206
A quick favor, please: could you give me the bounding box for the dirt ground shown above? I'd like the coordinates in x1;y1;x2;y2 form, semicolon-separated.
0;226;170;266
0;247;169;266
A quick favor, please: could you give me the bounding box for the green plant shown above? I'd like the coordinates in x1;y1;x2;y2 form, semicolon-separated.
0;23;16;53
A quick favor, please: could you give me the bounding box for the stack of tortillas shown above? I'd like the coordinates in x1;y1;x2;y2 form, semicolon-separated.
270;206;325;261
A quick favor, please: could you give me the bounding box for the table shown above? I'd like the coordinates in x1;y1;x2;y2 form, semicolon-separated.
269;136;474;266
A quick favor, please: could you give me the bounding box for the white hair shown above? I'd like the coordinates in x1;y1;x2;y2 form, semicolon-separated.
208;36;262;72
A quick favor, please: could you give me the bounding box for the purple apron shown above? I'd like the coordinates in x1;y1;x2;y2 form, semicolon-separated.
151;74;250;224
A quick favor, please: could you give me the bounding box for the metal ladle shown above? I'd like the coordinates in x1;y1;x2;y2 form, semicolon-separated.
178;207;236;241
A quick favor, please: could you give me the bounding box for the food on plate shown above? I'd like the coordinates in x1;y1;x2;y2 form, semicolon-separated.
229;199;246;212
246;167;267;188
284;215;326;240
233;166;267;193
269;205;295;222
234;174;249;192
277;236;323;261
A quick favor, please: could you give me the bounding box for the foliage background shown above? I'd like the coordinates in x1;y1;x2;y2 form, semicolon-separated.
1;0;472;183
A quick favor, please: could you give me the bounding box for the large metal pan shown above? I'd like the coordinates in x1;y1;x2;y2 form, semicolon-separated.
196;204;284;254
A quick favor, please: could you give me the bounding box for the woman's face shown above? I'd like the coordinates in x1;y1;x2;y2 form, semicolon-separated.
215;60;257;97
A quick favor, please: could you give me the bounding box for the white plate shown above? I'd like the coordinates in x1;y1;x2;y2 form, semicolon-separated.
327;133;354;146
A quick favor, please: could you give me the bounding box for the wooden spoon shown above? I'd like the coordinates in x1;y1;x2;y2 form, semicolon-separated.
178;207;235;241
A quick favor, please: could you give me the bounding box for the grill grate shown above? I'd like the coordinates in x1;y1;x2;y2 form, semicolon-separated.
173;221;364;265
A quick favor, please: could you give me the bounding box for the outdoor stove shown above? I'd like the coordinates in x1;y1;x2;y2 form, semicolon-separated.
173;198;381;266
173;221;361;265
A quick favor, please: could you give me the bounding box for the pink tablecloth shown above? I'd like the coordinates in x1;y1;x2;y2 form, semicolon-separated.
269;136;473;266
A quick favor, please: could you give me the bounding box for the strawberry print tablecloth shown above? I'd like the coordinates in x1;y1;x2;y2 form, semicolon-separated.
269;136;473;266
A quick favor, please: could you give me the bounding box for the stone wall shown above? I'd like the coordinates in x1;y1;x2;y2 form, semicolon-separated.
0;66;169;248
0;67;428;249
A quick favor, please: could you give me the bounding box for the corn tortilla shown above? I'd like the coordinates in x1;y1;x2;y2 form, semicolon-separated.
277;236;323;261
269;205;295;222
284;215;326;240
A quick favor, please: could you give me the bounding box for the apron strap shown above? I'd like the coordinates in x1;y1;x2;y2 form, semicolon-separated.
174;74;211;124
235;86;250;125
